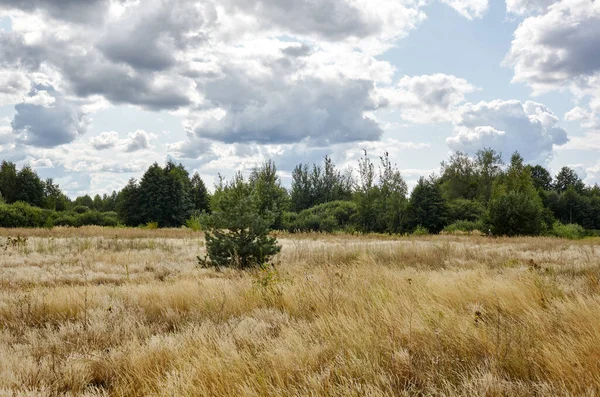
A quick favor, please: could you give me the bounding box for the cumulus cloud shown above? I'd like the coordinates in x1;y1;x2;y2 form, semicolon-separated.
505;0;558;15
564;106;600;131
189;77;383;145
124;129;152;152
23;88;55;107
90;130;154;152
168;138;216;159
90;131;119;150
584;163;600;185
0;0;434;149
447;100;568;162
382;74;478;123
0;0;113;23
0;70;30;106
11;86;89;147
440;0;489;19
505;0;600;93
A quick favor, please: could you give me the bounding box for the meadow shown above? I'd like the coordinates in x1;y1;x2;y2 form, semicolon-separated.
1;227;599;396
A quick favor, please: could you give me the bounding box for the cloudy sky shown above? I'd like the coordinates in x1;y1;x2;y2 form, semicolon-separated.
0;0;599;197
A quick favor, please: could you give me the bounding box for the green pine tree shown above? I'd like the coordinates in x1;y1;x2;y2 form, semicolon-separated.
199;173;281;269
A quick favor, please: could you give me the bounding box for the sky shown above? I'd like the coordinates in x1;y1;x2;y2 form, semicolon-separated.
0;0;599;197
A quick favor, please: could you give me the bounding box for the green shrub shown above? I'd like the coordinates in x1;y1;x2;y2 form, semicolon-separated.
185;214;203;231
199;174;281;269
76;210;119;227
487;191;544;236
282;212;298;231
283;201;357;233
550;222;586;240
72;205;90;214
145;221;159;229
443;220;484;234
0;202;51;228
447;199;485;223
412;225;429;236
51;213;77;227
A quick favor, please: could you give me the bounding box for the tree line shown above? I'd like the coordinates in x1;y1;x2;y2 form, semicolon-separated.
1;148;599;238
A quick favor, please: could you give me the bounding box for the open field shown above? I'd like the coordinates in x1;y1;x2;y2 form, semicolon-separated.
1;228;600;396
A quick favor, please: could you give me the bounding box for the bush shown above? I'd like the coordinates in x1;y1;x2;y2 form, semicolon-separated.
283;201;357;233
443;220;484;234
185;214;203;231
447;199;485;223
0;202;52;228
199;174;281;269
76;210;119;227
72;205;91;214
487;191;544;236
145;221;159;229
51;213;77;227
412;225;429;236
550;222;586;240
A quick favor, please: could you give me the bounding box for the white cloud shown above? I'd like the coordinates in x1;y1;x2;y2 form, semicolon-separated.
90;130;155;152
11;86;90;147
447;99;568;163
23;89;55;107
440;0;489;19
505;0;600;95
90;131;119;150
505;0;557;15
0;0;434;152
564;106;600;131
0;70;30;106
124;129;153;152
584;163;600;185
382;74;478;123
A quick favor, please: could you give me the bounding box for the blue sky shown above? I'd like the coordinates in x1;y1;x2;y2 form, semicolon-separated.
0;0;599;197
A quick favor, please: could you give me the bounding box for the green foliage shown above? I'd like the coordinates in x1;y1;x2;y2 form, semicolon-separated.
447;199;485;223
190;172;210;213
353;152;408;234
411;225;429;236
46;210;119;228
116;179;143;226
440;151;478;201
75;211;119;227
72;205;90;214
250;160;289;230
145;221;159;230
528;165;553;191
408;176;448;234
283;200;357;233
486;152;546;236
15;166;45;207
129;161;194;228
0;202;117;229
185;214;203;231
0;161;18;203
74;195;94;208
550;222;586;240
44;178;70;211
474;148;503;203
290;156;353;212
443;220;484;234
0;202;51;228
554;166;585;194
488;191;543;236
199;173;281;269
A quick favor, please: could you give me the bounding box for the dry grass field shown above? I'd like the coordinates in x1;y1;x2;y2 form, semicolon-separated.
1;227;600;396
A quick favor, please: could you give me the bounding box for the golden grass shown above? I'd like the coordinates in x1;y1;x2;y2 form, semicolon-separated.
1;228;600;396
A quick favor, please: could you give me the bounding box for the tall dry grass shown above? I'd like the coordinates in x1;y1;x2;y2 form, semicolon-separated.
0;229;599;396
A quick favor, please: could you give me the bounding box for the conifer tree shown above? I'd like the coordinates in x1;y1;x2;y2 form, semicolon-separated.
200;172;280;269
